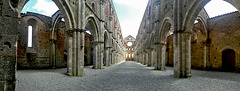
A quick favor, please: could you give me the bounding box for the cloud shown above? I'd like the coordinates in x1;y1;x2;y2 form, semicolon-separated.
32;0;58;16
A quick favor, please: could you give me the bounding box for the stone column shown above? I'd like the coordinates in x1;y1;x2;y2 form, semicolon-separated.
156;43;166;70
112;50;116;64
151;49;154;67
93;42;99;69
154;43;159;69
109;16;113;65
173;0;192;78
173;32;192;78
153;0;160;68
145;51;148;65
109;48;112;65
142;52;144;64
77;29;85;76
76;0;86;76
203;42;208;69
160;43;167;70
50;38;56;68
72;30;77;76
99;0;106;69
105;47;111;66
67;0;85;76
147;49;152;67
67;30;73;75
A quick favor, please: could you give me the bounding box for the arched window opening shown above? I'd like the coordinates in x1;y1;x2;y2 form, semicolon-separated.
92;3;95;12
28;25;33;47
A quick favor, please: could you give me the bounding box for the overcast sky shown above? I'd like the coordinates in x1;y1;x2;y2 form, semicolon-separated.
22;0;237;38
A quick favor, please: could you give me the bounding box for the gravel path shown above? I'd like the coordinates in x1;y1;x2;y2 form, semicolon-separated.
16;61;240;91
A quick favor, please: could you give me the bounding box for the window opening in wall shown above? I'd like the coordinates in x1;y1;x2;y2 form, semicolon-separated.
132;54;134;58
129;54;131;57
28;25;33;47
126;54;128;58
92;3;95;11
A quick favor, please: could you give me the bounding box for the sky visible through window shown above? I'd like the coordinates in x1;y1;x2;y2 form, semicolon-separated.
22;0;238;38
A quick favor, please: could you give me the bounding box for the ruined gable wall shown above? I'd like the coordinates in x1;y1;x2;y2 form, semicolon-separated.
208;11;240;71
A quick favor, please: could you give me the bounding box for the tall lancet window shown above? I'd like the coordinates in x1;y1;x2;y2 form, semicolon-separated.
28;25;33;47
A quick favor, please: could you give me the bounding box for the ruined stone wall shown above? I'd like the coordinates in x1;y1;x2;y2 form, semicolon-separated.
17;13;51;69
124;35;135;61
190;9;208;69
84;33;93;65
17;12;67;69
166;35;173;66
55;20;67;68
208;11;240;71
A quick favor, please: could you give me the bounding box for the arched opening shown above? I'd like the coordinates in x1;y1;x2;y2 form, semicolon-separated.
85;17;98;68
103;32;109;66
148;34;155;67
222;49;236;72
185;0;240;73
17;0;72;69
191;18;208;69
16;0;75;89
166;35;173;67
52;15;68;68
27;25;33;47
92;2;96;12
157;18;173;70
84;30;94;66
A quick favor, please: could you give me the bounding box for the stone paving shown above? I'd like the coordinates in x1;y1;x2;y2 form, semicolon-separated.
16;61;240;91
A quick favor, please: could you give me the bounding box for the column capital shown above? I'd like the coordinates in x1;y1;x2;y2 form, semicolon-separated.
74;29;86;32
155;0;161;6
50;39;56;44
160;42;167;46
93;41;104;45
100;0;106;5
109;16;113;21
67;30;74;37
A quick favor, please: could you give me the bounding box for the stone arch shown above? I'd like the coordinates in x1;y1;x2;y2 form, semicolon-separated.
191;16;209;69
26;18;37;50
91;1;96;12
85;15;99;41
50;11;67;68
195;16;208;35
103;31;110;66
159;17;173;43
194;16;208;40
85;15;101;69
149;32;155;49
183;0;240;32
104;30;110;47
52;11;62;33
17;0;76;30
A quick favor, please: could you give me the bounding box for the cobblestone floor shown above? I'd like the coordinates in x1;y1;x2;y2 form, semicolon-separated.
16;61;240;91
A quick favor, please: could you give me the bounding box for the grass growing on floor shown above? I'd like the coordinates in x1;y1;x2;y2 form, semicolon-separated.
78;73;85;77
153;68;167;71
